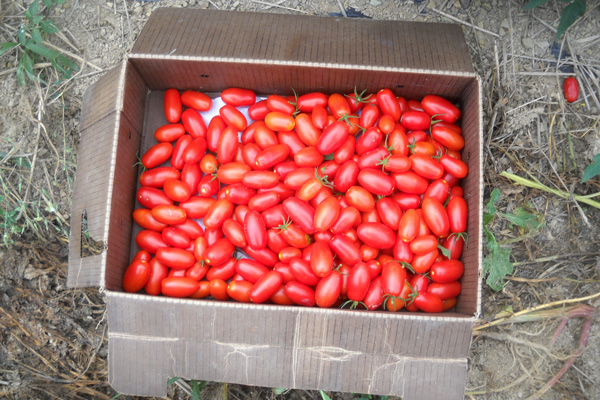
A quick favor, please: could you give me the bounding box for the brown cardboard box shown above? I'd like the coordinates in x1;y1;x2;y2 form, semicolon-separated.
68;8;482;399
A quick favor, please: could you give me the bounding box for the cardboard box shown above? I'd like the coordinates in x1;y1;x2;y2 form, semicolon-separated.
68;8;482;399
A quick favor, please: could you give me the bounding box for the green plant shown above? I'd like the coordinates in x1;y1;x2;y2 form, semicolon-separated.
581;153;600;183
0;0;78;86
524;0;586;41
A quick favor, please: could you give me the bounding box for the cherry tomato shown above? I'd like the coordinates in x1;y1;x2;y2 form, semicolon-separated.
356;222;396;249
410;154;444;180
329;234;361;266
160;227;190;249
421;197;450;238
330;206;361;234
400;110;430;130
440;233;465;260
122;259;150;293
392;171;429;195
242;170;280;189
203;238;234;266
309;242;333;277
164;89;182;123
328;93;351;119
278;130;305;156
284;281;316;307
376;89;401;121
139;167;180;189
151;204;186;225
277;222;311;249
155;124;185;142
427;281;461;300
297;92;328;112
227;280;254;303
284;167;315;190
204;199;234;230
132;208;167;232
345;186;375;212
248;192;280;212
221;87;256;107
431;125;464;151
185;261;209;281
409;234;438;255
398;209;420;242
430;260;464;283
375;197;402;230
314;197;340;232
412;249;439;274
250;271;284;303
244;210;268;250
381;261;407;296
311;105;329;130
378;114;396;134
563;77;579;103
217;126;240;164
421;95;461;123
357;169;395;196
388;128;409;157
317;121;349;155
248;99;270;121
262;204;287;228
273;161;298;181
267;94;296;115
347;262;371;302
206;257;237;281
209;278;230;301
156;247;195;270
294;147;323;168
289;258;321;286
363;276;385;310
355;127;382;155
282;197;316;234
244;245;278;267
279;247;302;263
333;160;359;193
315;270;342;308
180;90;211;111
216;162;251;185
141;142;172;169
447;196;468;233
144;258;169;295
255;144;289;170
181;108;207;138
180;196;215;219
182;137;207;164
161;277;199;298
439;155;469;179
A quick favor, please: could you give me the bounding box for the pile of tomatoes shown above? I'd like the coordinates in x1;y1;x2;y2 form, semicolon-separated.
122;87;469;313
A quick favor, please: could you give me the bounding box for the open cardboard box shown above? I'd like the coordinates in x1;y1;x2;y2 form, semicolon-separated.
68;8;482;399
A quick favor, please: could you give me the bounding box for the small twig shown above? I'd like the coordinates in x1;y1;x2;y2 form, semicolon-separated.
336;0;347;18
430;8;500;38
248;0;309;13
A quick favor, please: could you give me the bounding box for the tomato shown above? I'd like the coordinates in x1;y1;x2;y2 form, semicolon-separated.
276;221;310;249
400;110;430;130
315;270;342;308
447;196;468;233
359;103;380;128
132;208;166;232
218;218;245;248
164;89;182;123
209;278;230;301
409;234;438;255
363;276;385;310
282;197;315;234
329;234;361;267
409;140;436;157
151;204;186;225
241;170;278;189
277;130;305;156
431;125;464;151
356;222;396;249
185;261;209;281
160;227;190;249
217;126;240;164
347;262;371;302
122;259;150;293
227;280;254;303
376;197;402;230
204;199;234;230
168;269;187;278
248;192;280;212
279;247;302;263
180;90;212;111
410;154;444;180
327;93;351;119
388;128;409;157
294;147;324;167
284;281;316;307
289;258;320;286
141;142;172;169
205;228;223;246
244;210;268;250
161;277;199;298
261;205;287;228
273;160;297;181
423;179;449;204
309;242;333;277
392;171;429;195
297;178;323;202
297;92;328;112
378;114;396;134
154;124;185;142
216;163;250;185
330;206;361;234
265;112;295;131
374;89;400;121
311;105;329;130
430;260;464;283
265;229;287;255
292;113;320;147
421;95;461;123
360;244;379;262
381;261;407;296
413;292;444;313
317;160;340;181
250;271;284;303
159;179;189;203
139;167;180;189
202;238;234;266
180;196;215;219
421;197;450;238
563;77;579;103
144;258;169;295
195;175;217;199
182;137;207;165
284;167;315;190
221;87;256;107
206;116;227;152
314;197;340;232
252;123;278;149
206;257;237;281
317;121;349;155
255;144;289;170
193;236;208;262
355;127;382;155
156;247;195;270
333;160;359;193
439;155;469;179
440;233;465;260
267;94;296;115
357;169;395;196
345;186;375;212
189;280;211;299
247;99;269;121
428;281;461;300
244;245;278;267
412;249;439;274
398;208;420;243
181;108;207;139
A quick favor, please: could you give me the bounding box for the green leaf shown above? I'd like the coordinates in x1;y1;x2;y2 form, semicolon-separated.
437;243;452;259
523;0;552;10
31;28;43;44
25;42;58;60
498;206;544;231
556;0;586;40
273;387;288;395
40;19;59;34
23;52;34;79
483;188;501;226
31;15;44;24
29;0;39;17
17;28;27;46
581;153;600;183
0;42;18;56
43;0;53;7
190;380;205;400
53;0;66;4
483;226;513;291
16;60;26;86
167;376;180;386
320;391;332;400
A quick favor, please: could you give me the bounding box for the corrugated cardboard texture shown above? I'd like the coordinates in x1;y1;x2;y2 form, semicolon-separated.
68;62;147;288
69;8;483;399
107;292;471;398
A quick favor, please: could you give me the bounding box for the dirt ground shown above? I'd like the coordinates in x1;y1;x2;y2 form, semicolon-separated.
1;0;599;399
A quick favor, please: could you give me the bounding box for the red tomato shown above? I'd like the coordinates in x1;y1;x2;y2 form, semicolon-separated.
206;257;237;281
248;191;280;212
363;276;385;310
139;167;180;188
250;271;284;303
180;196;215;219
378;114;396;134
221;87;256;107
413;292;444;313
376;197;402;230
277;222;310;249
122;259;150;293
135;230;167;254
409;235;438;254
431;125;464;151
161;227;191;249
220;218;247;248
314;197;340;232
423;179;450;204
204;199;234;230
151;204;186;225
182;137;207;164
360;103;380;128
156;247;195;270
311;105;329;130
310;242;333;277
356;222;396;249
144;258;169;295
347;262;371;302
267;94;296;115
141;142;172;169
209;279;230;301
262;204;288;228
329;234;362;266
282;197;315;234
161;179;190;202
439;155;469;179
217;126;240;164
400;110;430;130
255;144;289;170
381;261;407;296
133;208;167;232
422;197;450;238
297;92;328;112
278;130;305;156
227;280;254;303
244;245;278;267
447;196;468;233
392;171;429;195
421;95;461;123
327;93;351;119
284;167;315;190
294;147;323;168
398;209;420;242
315;270;342;308
244;210;268;250
185;261;209;281
392;236;413;263
206;116;227;152
388;128;409;157
279;247;302;263
563;77;579;103
273;161;298;180
410;154;444;180
440;233;465;260
155;124;185;142
430;260;464;282
164;89;182;123
284;281;316;307
171;218;203;242
161;277;199;298
204;238;235;266
247;99;269;121
242;170;280;189
193;236;208;262
355;127;382;155
345;186;375;212
265;112;295;132
216;162;251;184
330;206;361;234
294;113;321;147
181;108;207;138
137;186;173;209
333;160;359;193
317;121;349;155
289;258;321;286
357;169;395;196
412;249;439;274
374;89;400;122
253;123;278;149
428;281;461;300
180;90;211;111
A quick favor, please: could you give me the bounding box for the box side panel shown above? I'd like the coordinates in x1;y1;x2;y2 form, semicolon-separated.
107;293;473;398
133;8;473;74
79;64;124;131
131;59;474;102
455;78;483;316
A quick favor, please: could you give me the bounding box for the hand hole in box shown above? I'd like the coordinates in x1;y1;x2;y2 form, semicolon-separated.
395;84;404;89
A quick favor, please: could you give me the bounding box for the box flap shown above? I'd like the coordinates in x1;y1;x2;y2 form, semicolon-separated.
107;292;474;399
